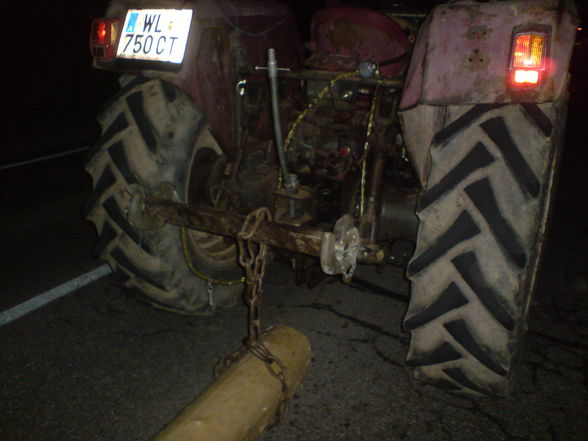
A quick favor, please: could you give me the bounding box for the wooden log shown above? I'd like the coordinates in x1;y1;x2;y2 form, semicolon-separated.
152;326;311;441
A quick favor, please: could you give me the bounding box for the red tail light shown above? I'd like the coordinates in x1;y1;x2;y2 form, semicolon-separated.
90;17;123;61
509;31;548;87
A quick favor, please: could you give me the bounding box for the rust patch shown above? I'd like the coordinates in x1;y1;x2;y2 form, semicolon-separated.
464;48;489;70
463;5;483;22
465;26;492;41
327;21;366;54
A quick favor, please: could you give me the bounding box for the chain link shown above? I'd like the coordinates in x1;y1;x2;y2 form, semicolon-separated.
237;207;272;343
215;207;290;425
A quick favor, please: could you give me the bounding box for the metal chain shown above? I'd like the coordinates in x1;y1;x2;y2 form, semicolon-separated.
236;207;272;343
360;77;381;217
215;207;290;425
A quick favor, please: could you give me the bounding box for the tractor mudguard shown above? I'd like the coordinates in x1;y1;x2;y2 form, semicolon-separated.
99;0;301;154
399;0;578;186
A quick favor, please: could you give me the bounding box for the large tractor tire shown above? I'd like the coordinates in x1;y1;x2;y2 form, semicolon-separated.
84;77;243;314
404;101;566;397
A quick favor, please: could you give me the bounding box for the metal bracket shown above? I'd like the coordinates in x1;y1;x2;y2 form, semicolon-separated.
127;183;177;231
320;215;360;282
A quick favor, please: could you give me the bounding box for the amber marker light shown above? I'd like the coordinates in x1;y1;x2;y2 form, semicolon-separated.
509;31;548;87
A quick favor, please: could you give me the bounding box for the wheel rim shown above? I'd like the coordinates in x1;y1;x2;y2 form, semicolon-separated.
185;145;238;269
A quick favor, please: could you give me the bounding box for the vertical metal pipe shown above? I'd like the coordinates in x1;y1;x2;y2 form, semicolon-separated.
268;49;295;192
360;148;386;241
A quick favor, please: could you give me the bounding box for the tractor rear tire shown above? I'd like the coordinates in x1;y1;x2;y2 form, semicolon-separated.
84;78;243;314
405;101;566;397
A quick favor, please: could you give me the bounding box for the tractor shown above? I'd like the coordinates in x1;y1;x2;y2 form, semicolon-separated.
86;0;578;398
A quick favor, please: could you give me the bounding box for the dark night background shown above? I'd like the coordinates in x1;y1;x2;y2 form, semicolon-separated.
2;1;117;166
0;1;587;440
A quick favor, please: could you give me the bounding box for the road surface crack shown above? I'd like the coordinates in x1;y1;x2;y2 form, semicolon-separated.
295;302;402;342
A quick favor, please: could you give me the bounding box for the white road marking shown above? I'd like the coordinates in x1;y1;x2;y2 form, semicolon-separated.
0;264;112;326
0;146;90;171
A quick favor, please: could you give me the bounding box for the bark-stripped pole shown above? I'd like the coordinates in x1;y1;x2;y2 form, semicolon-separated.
151;326;311;441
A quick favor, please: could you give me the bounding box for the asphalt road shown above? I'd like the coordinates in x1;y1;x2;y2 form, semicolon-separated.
1;106;587;441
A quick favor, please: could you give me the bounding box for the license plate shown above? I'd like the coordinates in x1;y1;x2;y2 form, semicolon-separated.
117;9;193;64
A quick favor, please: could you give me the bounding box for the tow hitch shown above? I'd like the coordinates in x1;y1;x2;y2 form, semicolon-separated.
142;197;386;279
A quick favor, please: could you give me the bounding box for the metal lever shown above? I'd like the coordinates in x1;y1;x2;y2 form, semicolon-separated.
254;66;291;72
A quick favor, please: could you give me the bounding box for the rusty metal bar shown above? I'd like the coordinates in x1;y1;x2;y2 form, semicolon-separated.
244;68;404;88
145;198;385;264
145;198;324;256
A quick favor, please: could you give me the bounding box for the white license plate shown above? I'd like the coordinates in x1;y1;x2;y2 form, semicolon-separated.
117;9;193;64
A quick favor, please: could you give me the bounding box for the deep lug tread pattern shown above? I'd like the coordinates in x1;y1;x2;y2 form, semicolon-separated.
161;81;178;103
110;247;168;291
480;117;540;199
443;319;507;376
423;378;462;391
406;102;563;397
407;211;480;276
82;166;116;216
100;76;150;115
110;269;132;287
442;367;493;397
126;91;158;153
92;221;118;258
404;283;469;332
108;141;138;186
127;286;208;316
85;78;241;314
432;103;505;145
103;196;142;246
406;342;462;366
83;113;129;167
464;178;527;268
451;252;515;331
418;142;495;211
520;103;553;137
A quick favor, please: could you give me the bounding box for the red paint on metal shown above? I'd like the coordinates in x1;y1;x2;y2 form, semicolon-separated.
98;0;301;155
400;0;578;107
182;2;301;155
306;7;409;77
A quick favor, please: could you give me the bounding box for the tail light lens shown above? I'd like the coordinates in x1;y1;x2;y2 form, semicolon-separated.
90;17;123;61
509;31;548;87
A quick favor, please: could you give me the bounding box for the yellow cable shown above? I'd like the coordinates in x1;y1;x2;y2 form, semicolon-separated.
181;226;245;286
279;71;357;187
360;76;381;216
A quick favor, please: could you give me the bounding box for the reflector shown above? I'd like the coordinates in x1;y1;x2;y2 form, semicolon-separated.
90;17;123;61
